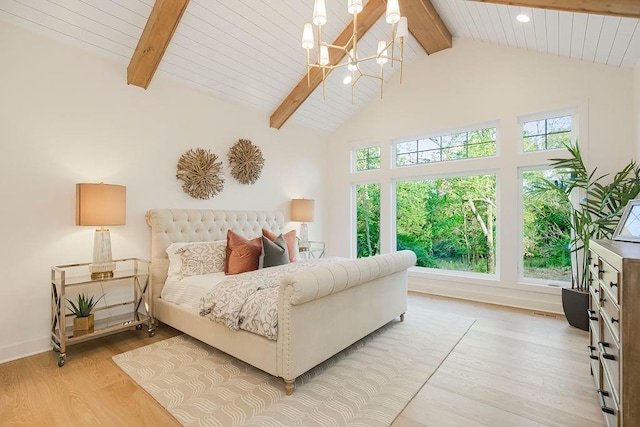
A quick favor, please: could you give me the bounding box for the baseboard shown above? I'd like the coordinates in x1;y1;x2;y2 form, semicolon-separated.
0;336;50;365
408;273;564;314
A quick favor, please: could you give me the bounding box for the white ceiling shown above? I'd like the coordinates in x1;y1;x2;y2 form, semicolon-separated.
2;0;639;133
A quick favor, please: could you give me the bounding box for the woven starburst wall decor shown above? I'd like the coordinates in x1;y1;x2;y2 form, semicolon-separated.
176;148;225;199
227;138;265;185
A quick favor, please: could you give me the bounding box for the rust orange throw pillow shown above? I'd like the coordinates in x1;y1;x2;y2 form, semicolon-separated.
263;229;297;262
225;230;262;275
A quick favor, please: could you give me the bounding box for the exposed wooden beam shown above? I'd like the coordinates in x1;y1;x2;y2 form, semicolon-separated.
127;0;189;89
269;0;387;130
466;0;640;19
399;0;452;54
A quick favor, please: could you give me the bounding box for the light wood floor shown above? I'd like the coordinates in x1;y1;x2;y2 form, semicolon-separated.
0;293;604;427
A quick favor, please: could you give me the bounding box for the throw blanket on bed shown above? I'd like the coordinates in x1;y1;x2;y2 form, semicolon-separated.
199;258;341;340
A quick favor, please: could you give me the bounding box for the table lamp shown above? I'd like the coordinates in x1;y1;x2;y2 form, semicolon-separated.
76;183;126;279
291;198;314;249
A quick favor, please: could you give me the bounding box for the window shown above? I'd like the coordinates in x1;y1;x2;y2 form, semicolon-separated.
522;115;572;152
356;183;380;257
396;175;496;274
521;169;571;283
355;146;380;171
395;127;496;167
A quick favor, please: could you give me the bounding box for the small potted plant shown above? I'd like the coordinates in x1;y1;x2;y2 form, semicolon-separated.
66;292;104;334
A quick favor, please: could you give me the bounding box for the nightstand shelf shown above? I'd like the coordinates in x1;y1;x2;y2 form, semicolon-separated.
50;258;154;367
298;240;325;260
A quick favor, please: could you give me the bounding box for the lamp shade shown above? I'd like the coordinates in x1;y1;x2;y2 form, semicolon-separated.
291;199;314;222
396;16;409;39
385;0;401;24
76;183;126;226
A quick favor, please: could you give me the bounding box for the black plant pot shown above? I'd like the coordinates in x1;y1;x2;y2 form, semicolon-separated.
562;288;589;331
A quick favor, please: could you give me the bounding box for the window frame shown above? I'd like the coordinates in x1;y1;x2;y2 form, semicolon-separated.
518;165;573;288
352;145;381;172
392;169;500;279
392;123;499;168
519;109;577;154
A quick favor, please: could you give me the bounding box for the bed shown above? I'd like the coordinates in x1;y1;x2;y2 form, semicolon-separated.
146;209;416;394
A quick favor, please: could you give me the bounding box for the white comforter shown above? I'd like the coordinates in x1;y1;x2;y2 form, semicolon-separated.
199;258;339;340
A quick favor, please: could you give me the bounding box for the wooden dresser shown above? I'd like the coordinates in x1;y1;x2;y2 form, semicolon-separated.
588;239;640;427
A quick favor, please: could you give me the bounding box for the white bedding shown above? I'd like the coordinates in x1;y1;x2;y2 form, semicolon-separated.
164;258;343;340
161;272;227;309
199;259;338;340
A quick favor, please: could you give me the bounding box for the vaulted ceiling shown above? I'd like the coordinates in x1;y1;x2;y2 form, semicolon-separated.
2;1;639;133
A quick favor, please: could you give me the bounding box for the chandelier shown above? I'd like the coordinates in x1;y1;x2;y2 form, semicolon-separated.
301;0;408;101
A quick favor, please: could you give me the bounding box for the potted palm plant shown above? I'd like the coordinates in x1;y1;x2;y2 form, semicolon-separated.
66;292;105;334
532;141;640;330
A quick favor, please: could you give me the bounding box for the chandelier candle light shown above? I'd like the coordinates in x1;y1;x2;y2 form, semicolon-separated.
301;0;408;101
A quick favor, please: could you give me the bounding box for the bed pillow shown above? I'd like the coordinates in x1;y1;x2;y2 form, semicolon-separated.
263;229;297;262
260;234;290;268
165;241;226;278
225;230;262;275
176;241;227;277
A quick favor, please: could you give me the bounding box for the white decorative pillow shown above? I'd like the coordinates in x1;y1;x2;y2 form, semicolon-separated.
166;241;226;278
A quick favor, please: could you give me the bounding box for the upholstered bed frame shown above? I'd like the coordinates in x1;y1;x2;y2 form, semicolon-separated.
146;209;416;394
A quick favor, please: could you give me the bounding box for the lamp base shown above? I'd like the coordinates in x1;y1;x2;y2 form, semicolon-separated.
90;270;114;280
90;228;116;279
299;223;309;249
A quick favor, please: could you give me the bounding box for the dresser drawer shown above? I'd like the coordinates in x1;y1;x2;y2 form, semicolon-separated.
599;258;620;305
600;320;620;403
598;371;619;427
589;331;602;389
600;287;620;342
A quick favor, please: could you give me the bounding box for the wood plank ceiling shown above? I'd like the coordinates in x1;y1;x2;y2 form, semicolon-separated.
468;1;640;18
1;1;640;133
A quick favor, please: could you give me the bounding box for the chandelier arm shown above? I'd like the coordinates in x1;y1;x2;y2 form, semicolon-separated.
391;23;396;68
357;72;383;81
379;64;384;99
308;63;348;71
306;50;311;88
297;0;405;107
316;25;323;65
400;38;404;84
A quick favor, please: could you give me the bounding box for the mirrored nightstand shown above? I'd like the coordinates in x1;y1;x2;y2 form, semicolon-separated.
298;240;325;260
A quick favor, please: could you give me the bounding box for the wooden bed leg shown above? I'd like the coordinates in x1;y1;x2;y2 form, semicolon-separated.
400;313;405;322
284;379;295;395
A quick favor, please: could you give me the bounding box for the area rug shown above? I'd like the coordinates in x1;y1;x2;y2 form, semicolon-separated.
113;309;475;426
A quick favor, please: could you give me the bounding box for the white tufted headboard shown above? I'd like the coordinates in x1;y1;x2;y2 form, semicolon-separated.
145;209;285;302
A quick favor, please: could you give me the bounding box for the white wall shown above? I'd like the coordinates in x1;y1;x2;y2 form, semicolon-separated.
327;38;637;314
0;21;328;363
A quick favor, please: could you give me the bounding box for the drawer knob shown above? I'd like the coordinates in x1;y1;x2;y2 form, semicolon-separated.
611;317;619;324
609;281;618;288
587;309;598;321
597;390;616;415
587;345;599;360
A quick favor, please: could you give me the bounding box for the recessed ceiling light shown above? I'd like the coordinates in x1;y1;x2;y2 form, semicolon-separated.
516;14;530;23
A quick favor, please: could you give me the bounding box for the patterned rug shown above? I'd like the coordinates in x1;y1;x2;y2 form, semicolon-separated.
113;309;475;426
